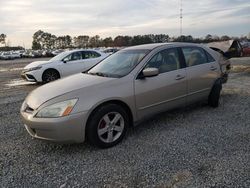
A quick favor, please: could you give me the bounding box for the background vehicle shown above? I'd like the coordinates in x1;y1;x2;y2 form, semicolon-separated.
21;49;108;82
207;39;243;58
11;52;21;59
102;48;119;55
241;42;250;56
52;49;65;56
21;43;231;148
0;52;15;60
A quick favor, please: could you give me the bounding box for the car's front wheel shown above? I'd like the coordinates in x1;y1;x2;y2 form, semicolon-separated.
86;104;129;148
42;69;60;83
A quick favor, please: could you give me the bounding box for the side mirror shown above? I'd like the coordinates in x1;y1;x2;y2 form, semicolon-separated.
140;67;159;78
63;59;67;63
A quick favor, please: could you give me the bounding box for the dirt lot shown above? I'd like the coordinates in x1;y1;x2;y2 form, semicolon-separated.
0;57;250;187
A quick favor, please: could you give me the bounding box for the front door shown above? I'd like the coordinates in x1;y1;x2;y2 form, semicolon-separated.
60;51;86;77
134;48;187;120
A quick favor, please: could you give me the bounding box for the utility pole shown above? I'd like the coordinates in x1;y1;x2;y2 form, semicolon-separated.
180;0;183;36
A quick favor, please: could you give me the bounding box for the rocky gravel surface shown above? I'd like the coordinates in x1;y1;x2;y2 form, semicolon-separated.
0;57;250;187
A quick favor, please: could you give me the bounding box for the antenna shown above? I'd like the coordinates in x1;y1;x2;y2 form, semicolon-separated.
180;0;183;36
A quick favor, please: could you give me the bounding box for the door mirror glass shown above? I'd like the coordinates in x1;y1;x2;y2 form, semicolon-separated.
142;68;159;77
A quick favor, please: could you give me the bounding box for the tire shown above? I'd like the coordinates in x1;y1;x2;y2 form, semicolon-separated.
208;80;222;108
86;104;129;148
42;69;60;83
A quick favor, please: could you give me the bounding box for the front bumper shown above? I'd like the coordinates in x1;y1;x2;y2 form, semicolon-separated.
21;72;37;82
21;69;43;82
21;110;88;143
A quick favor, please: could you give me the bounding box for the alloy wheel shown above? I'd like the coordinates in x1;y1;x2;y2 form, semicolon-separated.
97;112;125;143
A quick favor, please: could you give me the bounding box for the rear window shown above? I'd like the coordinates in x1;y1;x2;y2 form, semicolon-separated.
82;51;101;59
182;47;211;67
205;51;215;62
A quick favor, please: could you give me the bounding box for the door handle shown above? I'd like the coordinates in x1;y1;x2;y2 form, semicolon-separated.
175;75;185;80
210;66;217;71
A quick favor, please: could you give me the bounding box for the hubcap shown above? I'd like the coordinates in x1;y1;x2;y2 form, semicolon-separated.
97;112;124;143
45;72;57;81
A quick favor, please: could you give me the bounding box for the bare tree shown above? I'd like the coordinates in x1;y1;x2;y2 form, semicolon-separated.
0;34;7;46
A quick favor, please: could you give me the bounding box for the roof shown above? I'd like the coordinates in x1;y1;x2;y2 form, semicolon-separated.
124;43;171;50
122;42;206;51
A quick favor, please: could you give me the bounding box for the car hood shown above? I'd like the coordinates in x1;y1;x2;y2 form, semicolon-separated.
25;73;115;109
24;61;50;69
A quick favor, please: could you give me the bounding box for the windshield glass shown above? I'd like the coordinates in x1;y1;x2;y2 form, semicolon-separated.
49;51;71;62
88;49;149;78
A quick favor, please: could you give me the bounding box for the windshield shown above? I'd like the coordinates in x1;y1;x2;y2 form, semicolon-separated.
88;49;149;78
49;51;71;62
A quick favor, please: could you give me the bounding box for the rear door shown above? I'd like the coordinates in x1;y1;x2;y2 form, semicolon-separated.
82;51;103;70
134;48;187;120
181;47;220;104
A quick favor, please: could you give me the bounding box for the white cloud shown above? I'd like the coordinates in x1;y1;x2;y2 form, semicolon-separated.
0;0;249;48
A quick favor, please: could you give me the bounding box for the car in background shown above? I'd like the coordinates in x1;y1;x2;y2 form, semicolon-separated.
21;43;231;148
22;50;31;58
103;48;119;55
242;42;250;56
243;47;250;56
18;50;25;57
42;50;54;57
0;52;15;60
11;52;21;59
52;49;64;56
21;49;108;82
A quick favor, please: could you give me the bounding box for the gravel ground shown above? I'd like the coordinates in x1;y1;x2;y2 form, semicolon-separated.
0;57;250;187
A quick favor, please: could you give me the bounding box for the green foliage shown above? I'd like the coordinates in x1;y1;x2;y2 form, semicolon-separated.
32;40;41;50
32;30;58;50
73;35;89;48
174;35;193;42
55;35;72;49
31;30;235;49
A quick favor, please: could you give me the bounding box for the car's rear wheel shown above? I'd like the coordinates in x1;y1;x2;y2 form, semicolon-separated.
86;104;129;148
42;69;60;83
208;80;222;108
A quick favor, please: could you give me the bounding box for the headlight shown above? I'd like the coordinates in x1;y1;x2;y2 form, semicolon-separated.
35;99;78;118
24;66;42;72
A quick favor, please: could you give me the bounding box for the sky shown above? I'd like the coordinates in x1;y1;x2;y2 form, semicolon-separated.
0;0;249;48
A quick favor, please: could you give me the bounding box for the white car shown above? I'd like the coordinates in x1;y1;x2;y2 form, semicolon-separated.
21;49;108;82
11;52;21;59
0;52;15;60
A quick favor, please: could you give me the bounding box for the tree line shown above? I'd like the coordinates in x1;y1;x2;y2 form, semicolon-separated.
0;31;248;51
32;30;245;50
32;30;171;50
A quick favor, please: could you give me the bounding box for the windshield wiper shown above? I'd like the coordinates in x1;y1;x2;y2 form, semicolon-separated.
88;72;109;77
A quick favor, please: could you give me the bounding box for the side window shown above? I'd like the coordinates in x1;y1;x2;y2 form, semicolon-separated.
146;48;180;73
182;47;208;67
82;51;101;59
205;51;215;62
64;52;82;62
91;51;101;58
